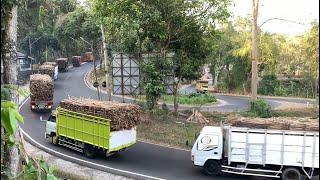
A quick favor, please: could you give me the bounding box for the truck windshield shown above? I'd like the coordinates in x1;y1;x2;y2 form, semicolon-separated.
48;115;56;122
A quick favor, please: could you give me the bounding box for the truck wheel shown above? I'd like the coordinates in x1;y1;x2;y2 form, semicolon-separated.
203;160;221;176
83;144;95;158
51;135;58;146
282;167;302;180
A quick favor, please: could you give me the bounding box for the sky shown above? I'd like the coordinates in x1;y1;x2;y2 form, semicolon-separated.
229;0;319;36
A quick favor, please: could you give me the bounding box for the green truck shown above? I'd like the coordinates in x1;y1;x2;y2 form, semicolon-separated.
45;107;137;158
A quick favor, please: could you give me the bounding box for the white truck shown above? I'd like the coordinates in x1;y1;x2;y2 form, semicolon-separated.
191;126;319;180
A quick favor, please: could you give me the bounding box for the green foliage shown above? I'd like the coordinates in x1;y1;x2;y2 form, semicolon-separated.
258;74;280;95
248;99;272;118
142;59;166;109
55;7;100;57
1;85;56;180
274;86;287;96
18;157;57;180
161;93;217;105
92;0;230;85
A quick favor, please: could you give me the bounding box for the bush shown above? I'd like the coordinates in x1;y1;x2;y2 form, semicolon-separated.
258;74;280;95
274;86;288;96
249;99;272;118
178;93;217;105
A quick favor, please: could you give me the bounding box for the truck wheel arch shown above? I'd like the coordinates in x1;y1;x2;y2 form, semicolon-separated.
83;144;96;158
203;159;222;176
281;167;302;180
51;133;58;146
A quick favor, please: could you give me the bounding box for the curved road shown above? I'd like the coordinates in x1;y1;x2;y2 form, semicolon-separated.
19;63;307;180
179;84;315;112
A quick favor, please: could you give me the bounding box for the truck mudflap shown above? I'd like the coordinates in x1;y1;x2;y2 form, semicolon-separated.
108;127;137;152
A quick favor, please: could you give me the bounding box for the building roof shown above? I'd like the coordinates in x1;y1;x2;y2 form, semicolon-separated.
17;52;35;60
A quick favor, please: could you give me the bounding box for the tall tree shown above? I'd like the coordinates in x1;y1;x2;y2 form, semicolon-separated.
91;0;231;111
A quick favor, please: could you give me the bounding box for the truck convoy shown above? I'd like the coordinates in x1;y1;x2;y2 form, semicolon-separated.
45;98;141;157
30;74;54;111
191;126;319;180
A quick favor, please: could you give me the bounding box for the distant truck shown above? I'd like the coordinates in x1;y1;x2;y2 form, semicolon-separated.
72;56;82;67
42;62;58;80
84;52;94;62
45;107;137;157
30;74;54;112
56;58;68;72
196;80;209;93
191;126;319;180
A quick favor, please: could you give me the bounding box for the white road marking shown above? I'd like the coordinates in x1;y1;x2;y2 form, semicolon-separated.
19;128;165;180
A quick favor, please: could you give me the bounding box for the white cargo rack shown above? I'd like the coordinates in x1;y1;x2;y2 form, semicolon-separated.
224;126;319;179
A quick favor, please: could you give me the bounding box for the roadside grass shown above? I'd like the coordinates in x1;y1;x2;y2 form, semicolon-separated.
161;93;217;105
240;108;319;118
53;169;89;180
130;94;217;105
137;109;226;149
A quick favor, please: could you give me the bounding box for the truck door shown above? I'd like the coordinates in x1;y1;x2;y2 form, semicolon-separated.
194;133;223;163
46;115;57;136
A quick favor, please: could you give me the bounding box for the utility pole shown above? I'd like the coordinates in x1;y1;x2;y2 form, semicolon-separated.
29;37;41;73
80;37;101;100
251;0;259;100
100;24;112;101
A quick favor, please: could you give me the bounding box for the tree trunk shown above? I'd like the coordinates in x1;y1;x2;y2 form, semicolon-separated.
1;6;20;178
213;70;220;88
2;6;18;86
173;80;179;115
101;24;112;101
226;64;231;93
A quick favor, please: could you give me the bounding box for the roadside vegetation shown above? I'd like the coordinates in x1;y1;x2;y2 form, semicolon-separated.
137;105;319;150
88;68;217;106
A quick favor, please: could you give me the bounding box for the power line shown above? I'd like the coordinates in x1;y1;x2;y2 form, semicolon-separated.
259;17;308;28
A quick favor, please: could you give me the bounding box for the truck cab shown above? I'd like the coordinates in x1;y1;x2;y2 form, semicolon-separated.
45;110;57;142
191;126;224;167
196;80;209;93
192;126;319;179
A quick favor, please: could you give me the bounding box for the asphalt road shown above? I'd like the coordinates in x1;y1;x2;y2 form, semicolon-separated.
19;62;313;180
179;84;315;112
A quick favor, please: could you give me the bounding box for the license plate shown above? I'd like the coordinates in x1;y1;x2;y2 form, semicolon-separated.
38;103;45;109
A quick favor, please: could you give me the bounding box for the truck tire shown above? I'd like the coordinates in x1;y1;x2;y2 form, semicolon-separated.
282;167;302;180
203;160;221;176
83;144;95;158
51;134;58;146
